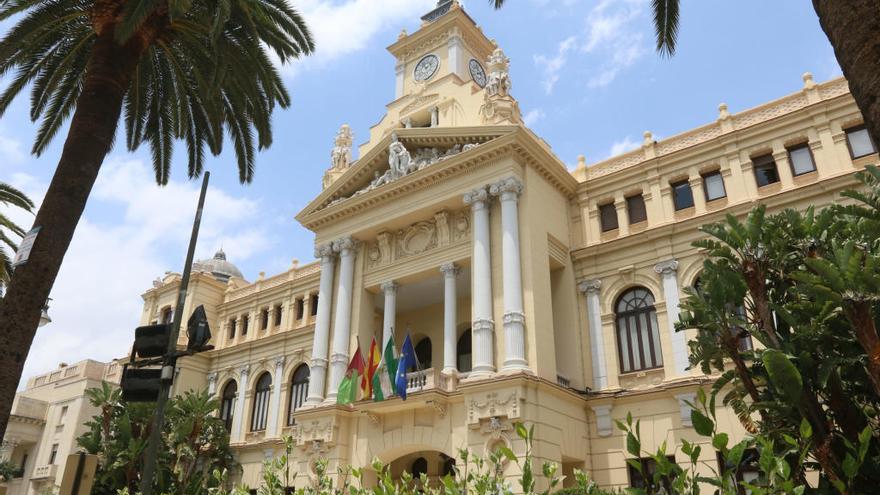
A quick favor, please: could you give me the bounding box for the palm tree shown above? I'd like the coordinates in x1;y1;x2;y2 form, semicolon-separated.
492;0;880;144
0;0;313;438
0;183;34;286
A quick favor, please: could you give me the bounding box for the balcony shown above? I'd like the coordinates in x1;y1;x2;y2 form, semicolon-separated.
31;464;57;480
404;368;447;394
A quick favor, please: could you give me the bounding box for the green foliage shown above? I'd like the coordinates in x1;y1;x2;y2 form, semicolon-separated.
77;383;237;495
0;182;34;285
0;0;314;184
677;165;880;492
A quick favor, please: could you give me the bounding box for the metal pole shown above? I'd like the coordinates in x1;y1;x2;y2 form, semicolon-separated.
140;172;210;495
70;452;85;495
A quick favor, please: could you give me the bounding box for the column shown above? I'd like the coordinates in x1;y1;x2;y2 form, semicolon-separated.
305;243;336;405
381;281;398;349
463;187;495;375
490;177;528;371
654;260;688;375
327;236;357;401
578;280;607;390
440;263;460;374
266;355;285;436
232;365;250;442
207;372;218;396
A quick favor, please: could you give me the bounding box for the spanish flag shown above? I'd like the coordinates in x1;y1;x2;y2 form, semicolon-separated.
362;337;380;398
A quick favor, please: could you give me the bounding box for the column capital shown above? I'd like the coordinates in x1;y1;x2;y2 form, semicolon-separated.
489;176;523;200
654;259;679;276
472;318;495;333
440;262;460;277
314;242;335;260
380;280;398;294
577;278;602;295
332;236;358;254
463;187;489;208
207;372;218;385
274;355;286;368
238;364;251;378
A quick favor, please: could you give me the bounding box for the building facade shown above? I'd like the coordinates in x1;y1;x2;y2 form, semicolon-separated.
135;1;877;492
0;360;122;495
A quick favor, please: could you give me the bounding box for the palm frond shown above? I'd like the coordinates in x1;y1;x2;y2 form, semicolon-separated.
652;0;679;57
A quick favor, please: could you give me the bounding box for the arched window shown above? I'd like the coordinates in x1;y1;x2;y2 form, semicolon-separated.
251;372;272;432
411;457;428;478
615;288;663;373
457;329;472;373
412;337;432;371
441;455;456;477
220;381;237;431
287;365;310;425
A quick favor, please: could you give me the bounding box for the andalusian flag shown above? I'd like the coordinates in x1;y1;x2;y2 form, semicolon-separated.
372;334;398;401
337;346;365;405
362;337;380;398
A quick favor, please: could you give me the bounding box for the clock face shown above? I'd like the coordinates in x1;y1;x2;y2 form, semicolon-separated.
414;54;440;81
469;59;487;87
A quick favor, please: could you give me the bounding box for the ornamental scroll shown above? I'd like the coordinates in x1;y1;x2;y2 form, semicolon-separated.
365;208;471;270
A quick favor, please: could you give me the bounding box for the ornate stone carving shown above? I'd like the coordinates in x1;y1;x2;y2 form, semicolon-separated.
397;221;437;260
463;187;489;207
314;243;335;260
485;47;511;98
467;389;523;425
479;415;513;438
440;262;460;278
489;177;523;200
480;45;521;125
435;211;450;246
330;124;353;170
577;279;602;295
365;208;471;269
293;416;336;448
207;372;218;385
332;236;357;254
453;210;470;241
654;259;679;276
380;281;398;295
274;355;286;368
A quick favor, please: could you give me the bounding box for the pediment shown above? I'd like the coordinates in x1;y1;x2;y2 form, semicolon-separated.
296;125;578;232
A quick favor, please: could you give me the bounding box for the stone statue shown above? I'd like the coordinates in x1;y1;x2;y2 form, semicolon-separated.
485;47;511;98
388;134;412;179
330;124;353;170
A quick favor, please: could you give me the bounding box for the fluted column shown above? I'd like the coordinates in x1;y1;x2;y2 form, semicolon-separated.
305;243;336;405
207;372;218;396
266;356;285;436
327;236;358;401
232;365;249;442
463;187;495;376
655;259;688;375
381;281;398;349
578;280;607;390
490;177;528;371
440;263;460;374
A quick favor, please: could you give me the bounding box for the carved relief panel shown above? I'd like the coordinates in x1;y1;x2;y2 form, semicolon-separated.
365;207;470;270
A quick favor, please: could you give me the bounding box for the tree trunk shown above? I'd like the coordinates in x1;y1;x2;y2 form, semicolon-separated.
0;30;138;438
813;0;880;143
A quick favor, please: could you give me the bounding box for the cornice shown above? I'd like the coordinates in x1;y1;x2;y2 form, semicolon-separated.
386;7;494;64
296;126;578;232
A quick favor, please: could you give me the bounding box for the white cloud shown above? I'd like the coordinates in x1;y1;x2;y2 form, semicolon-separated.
6;157;276;388
534;36;577;95
523;108;546;127
607;135;639;157
283;0;436;76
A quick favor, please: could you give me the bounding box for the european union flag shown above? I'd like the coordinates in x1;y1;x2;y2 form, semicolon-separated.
395;333;418;400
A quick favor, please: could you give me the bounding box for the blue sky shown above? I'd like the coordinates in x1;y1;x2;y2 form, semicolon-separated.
1;0;841;384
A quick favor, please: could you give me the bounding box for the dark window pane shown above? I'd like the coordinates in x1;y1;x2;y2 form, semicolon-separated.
615;288;663;373
703;171;726;201
228;319;236;340
287;365;310;425
788;144;816;176
310;295;319;316
261;309;269;330
752;154;779;187
846;126;876;159
671;181;694;210
296;298;305;320
274;305;282;326
457;329;472;372
242;315;249;335
626;194;647;224
251;373;272;431
599;203;618;231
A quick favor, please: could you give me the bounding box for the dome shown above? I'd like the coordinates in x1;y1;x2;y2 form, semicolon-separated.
193;249;244;282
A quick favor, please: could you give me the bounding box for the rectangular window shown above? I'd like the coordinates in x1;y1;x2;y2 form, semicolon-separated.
228;319;236;340
58;405;68;425
274;305;282;326
48;444;58;465
261;309;269;330
752;154;780;187
702;171;726;201
161;307;173;324
296;298;305;320
241;315;249;336
671;180;694;210
626;194;647;224
845;125;877;159
788;143;816;176
599;203;618;232
628;456;676;490
310;295;319;316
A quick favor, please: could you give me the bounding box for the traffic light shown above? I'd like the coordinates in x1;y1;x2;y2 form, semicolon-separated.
186;305;212;352
121;367;163;402
133;324;171;358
